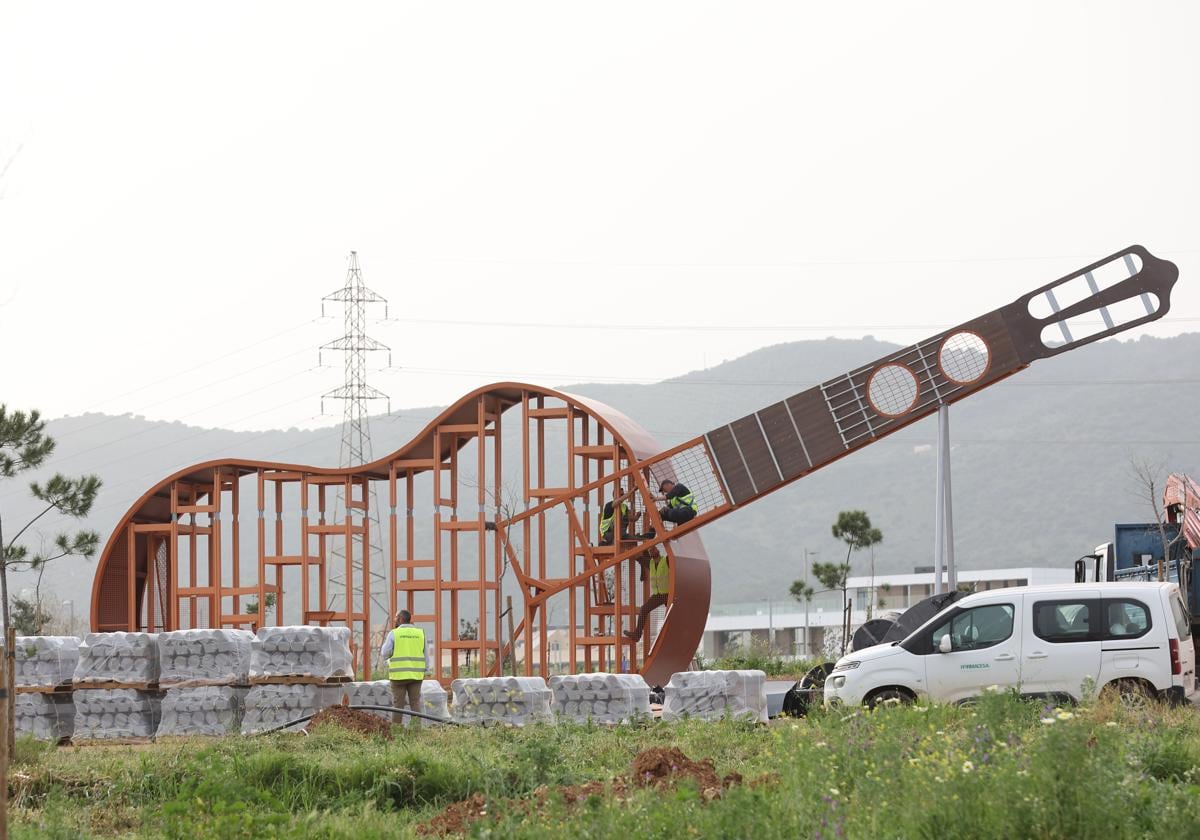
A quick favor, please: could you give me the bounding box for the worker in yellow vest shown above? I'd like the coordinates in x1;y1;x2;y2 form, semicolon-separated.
623;546;670;642
379;609;429;725
598;484;641;545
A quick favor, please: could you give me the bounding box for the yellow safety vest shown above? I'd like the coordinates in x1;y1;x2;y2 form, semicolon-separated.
599;502;629;538
650;555;669;596
389;625;426;681
667;488;697;512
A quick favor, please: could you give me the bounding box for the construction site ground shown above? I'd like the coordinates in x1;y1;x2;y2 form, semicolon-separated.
7;692;1200;839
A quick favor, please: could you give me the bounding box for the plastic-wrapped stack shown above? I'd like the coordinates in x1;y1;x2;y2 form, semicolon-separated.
661;670;768;723
347;679;449;722
159;629;254;686
450;677;553;726
549;673;652;723
15;636;80;688
157;686;250;736
250;626;352;681
240;683;342;734
15;693;74;741
73;632;160;686
73;688;162;740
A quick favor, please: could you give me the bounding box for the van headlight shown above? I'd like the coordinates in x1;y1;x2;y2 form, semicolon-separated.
830;675;846;689
832;660;860;672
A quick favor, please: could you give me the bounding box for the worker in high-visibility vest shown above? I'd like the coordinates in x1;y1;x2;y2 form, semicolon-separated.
379;609;429;725
654;479;697;526
598;485;640;545
623;546;670;641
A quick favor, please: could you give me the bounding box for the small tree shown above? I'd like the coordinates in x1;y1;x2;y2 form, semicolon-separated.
244;592;277;623
459;619;479;669
1;407;102;634
8;594;48;636
825;510;883;656
1129;458;1185;582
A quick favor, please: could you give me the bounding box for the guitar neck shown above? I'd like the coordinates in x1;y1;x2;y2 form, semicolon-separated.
702;244;1179;506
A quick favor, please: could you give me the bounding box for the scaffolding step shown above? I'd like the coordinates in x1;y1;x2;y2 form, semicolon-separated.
263;555;305;565
438;520;484;531
528;407;569;419
394;559;435;569
573;445;618;459
221;613;257;624
527;487;568;498
576;635;635;646
304;610;337;622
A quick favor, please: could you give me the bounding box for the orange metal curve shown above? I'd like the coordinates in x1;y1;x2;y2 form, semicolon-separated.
90;382;711;686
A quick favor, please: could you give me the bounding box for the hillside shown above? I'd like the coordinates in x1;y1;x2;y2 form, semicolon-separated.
5;332;1200;621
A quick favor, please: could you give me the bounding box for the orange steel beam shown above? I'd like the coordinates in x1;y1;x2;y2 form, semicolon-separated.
90;246;1177;685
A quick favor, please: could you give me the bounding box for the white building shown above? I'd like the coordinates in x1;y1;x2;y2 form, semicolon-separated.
702;566;1075;660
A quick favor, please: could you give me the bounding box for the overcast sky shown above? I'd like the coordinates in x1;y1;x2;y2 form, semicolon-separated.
2;1;1198;435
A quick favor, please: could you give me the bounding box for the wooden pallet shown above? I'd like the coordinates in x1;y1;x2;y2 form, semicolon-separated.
72;681;161;692
158;679;251;690
248;674;354;686
16;683;73;695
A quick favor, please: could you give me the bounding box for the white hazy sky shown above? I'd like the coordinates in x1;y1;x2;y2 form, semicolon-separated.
2;1;1198;433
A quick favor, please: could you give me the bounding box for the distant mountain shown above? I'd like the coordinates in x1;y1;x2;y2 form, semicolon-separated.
6;332;1200;622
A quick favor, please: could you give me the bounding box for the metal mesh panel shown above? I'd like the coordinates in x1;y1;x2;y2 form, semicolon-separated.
866;363;920;417
647;442;729;519
939;331;990;384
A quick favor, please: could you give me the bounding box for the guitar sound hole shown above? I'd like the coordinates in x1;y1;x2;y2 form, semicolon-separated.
939;331;990;384
867;363;919;417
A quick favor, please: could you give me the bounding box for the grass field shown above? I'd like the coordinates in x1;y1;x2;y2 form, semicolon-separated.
9;693;1200;839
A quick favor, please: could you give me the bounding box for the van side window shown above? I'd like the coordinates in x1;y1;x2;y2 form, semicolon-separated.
1101;599;1150;640
1170;596;1191;640
1033;600;1098;643
931;604;1014;652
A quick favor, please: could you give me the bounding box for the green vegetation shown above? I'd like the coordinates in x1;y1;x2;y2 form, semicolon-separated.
8;693;1200;838
704;637;816;678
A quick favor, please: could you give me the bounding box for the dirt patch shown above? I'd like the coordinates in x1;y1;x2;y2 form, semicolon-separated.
307;705;393;740
419;793;490;837
419;746;752;836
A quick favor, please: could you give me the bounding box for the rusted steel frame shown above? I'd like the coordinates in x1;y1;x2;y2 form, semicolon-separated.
230;471;241;619
476;396;488;678
496;434;717;532
491;396;504;677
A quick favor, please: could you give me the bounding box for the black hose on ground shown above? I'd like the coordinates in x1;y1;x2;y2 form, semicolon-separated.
253;704;462;735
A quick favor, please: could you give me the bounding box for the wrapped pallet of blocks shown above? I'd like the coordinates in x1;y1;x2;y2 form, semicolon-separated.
73;688;162;740
73;632;160;686
250;626;353;680
240;683;343;734
157;686;250;736
15;636;80;688
346;679;449;722
15;693;74;741
661;670;768;723
450;677;553;726
549;673;651;723
159;629;254;686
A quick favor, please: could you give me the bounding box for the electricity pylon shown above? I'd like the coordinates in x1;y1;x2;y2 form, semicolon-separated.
319;251;391;646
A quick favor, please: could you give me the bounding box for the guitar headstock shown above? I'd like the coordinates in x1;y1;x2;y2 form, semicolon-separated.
1001;244;1179;363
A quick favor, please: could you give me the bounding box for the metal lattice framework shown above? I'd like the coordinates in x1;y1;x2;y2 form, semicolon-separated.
89;245;1178;685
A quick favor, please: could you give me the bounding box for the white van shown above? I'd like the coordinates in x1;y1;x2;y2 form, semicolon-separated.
824;582;1196;708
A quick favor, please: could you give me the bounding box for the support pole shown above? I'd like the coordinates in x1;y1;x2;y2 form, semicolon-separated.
941;405;957;591
933;406;946;595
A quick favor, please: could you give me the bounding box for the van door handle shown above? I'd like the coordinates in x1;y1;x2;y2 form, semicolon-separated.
1026;652;1048;659
994;653;1015;661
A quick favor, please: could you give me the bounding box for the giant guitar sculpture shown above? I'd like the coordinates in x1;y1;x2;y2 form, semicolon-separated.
91;246;1178;685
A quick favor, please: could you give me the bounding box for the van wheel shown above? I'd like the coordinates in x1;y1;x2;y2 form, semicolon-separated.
1102;679;1154;710
865;688;913;710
